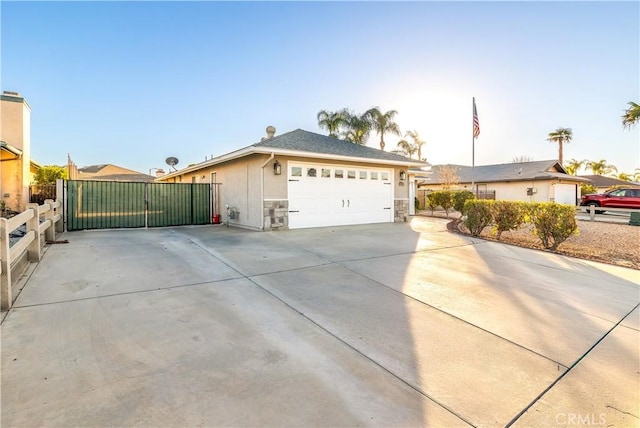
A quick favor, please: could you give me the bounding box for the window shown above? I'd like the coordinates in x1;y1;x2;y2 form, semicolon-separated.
371;171;378;180
307;168;317;177
291;167;302;177
321;168;331;178
347;170;356;179
381;172;389;180
335;170;344;178
359;171;367;179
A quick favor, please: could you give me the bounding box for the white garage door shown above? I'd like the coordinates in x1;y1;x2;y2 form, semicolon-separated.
554;184;577;205
287;163;393;229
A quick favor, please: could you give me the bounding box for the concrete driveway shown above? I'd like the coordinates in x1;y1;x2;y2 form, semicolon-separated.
1;217;638;427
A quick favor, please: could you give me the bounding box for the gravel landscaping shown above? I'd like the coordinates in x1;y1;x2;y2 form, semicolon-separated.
418;211;639;270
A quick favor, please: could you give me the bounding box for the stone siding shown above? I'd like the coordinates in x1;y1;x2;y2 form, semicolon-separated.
394;200;409;223
264;200;289;231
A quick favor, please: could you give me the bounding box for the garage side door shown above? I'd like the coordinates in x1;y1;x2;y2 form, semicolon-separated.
288;164;393;229
554;184;577;205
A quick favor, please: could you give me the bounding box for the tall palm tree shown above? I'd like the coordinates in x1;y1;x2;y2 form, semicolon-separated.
622;101;640;129
546;127;572;165
396;139;417;158
341;110;372;145
365;107;401;151
564;158;586;176
614;172;632;181
586;159;618;176
317;109;346;138
404;130;426;161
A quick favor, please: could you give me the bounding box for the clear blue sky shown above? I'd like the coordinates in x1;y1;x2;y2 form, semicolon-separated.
2;1;638;176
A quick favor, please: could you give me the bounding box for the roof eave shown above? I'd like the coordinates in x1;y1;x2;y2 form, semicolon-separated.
157;146;426;181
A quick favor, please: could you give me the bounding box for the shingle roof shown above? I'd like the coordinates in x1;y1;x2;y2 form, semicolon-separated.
578;175;640;187
423;160;590;184
79;164;108;173
253;129;422;164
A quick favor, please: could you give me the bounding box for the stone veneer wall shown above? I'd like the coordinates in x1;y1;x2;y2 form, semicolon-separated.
264;200;289;231
394;200;409;223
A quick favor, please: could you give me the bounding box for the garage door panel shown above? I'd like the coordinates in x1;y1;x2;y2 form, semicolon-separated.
287;163;393;229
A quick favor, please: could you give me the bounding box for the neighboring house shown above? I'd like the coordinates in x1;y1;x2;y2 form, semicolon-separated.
416;160;590;205
578;175;640;193
156;128;425;230
1;91;41;212
68;161;155;183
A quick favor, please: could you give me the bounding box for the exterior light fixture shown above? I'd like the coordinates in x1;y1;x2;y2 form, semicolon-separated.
399;170;407;181
273;160;282;175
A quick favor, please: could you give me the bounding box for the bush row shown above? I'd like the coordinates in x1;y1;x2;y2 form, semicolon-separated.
462;200;578;251
423;190;475;217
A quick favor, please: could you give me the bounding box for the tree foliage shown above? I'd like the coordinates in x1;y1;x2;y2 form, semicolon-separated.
365;107;401;151
34;165;68;184
453;190;475;214
622;101;640;129
437;165;460;189
546;127;572;165
317;109;346;138
564;158;586;176
341;110;372;145
586;159;617;176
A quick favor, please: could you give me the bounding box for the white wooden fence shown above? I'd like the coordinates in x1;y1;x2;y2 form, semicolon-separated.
579;205;640;222
1;199;63;310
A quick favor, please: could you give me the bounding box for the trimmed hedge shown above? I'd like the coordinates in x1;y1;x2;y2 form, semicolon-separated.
462;200;578;251
463;200;493;236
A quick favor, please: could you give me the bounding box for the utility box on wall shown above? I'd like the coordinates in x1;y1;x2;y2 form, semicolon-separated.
526;188;538;196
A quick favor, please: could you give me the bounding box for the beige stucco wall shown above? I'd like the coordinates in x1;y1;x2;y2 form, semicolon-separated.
158;153;413;230
0;95;32;212
419;179;581;204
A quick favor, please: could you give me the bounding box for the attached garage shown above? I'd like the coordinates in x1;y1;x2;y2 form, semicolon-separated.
156;128;425;231
553;183;578;205
287;162;393;229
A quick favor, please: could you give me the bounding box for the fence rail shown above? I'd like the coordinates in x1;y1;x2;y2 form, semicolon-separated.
578;205;640;222
1;199;63;310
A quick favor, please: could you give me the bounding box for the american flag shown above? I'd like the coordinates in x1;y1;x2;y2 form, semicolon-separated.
473;99;480;139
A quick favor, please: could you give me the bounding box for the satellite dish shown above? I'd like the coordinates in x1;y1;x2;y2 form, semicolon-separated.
165;156;179;171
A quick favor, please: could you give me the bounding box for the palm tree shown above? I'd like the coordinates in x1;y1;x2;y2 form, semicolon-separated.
396;139;416;158
586;159;618;176
622;101;640;129
512;155;533;163
404;130;426;161
546;127;572;165
634;168;640;182
564;158;586;176
614;172;632;181
341;110;372;145
317;109;346;138
365;107;401;151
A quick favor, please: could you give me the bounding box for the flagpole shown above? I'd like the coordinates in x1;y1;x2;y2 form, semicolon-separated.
472;97;475;194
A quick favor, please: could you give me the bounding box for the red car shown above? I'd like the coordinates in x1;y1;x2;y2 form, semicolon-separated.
580;187;640;212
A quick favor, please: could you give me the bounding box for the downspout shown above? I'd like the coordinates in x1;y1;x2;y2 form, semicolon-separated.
259;152;275;231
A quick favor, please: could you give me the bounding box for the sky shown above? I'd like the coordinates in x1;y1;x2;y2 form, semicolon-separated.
1;1;638;176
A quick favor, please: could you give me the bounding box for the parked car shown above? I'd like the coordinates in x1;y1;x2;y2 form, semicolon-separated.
580;187;640;213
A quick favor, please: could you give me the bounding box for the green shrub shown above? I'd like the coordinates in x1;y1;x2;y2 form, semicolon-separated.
528;202;578;251
580;183;597;196
433;190;454;217
425;192;438;215
463;200;493;236
453;190;475;214
491;201;526;240
415;196;421;211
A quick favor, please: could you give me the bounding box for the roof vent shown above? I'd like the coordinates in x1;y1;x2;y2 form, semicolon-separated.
265;125;276;140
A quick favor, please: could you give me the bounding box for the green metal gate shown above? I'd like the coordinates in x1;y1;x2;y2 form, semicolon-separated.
66;180;211;231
